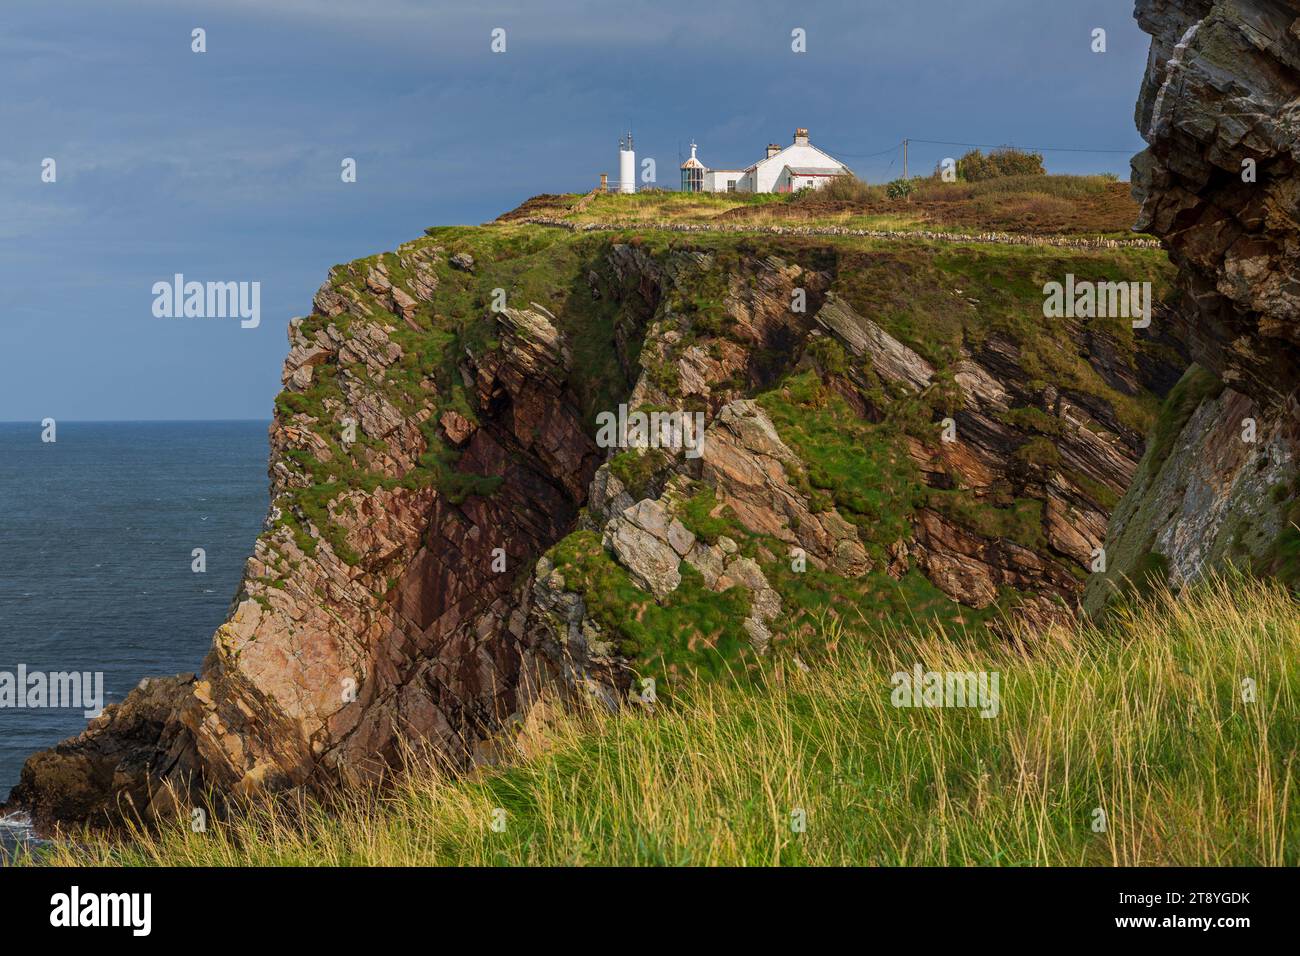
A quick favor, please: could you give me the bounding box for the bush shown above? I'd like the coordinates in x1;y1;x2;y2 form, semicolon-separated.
886;178;915;200
796;175;886;204
955;147;1045;182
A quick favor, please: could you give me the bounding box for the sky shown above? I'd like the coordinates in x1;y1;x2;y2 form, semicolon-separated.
0;0;1153;421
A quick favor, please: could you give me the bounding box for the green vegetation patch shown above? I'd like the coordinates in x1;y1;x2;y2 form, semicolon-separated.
546;530;753;686
757;372;924;559
1256;474;1300;588
608;448;667;501
1146;363;1224;475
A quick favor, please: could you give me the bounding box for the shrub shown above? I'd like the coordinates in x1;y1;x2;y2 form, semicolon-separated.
956;147;1045;182
886;178;915;200
806;336;849;377
797;175;886;204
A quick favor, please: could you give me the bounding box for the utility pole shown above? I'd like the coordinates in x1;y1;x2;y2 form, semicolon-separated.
902;138;909;180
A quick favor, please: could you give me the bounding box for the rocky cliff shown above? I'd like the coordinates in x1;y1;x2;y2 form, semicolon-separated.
6;216;1182;830
1085;0;1300;611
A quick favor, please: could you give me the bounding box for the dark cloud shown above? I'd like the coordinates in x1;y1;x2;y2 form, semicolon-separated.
0;0;1148;419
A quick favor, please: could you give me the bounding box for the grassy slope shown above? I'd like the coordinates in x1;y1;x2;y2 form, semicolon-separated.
512;174;1148;238
30;575;1297;866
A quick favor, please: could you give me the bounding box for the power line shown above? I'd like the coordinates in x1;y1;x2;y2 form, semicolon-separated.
821;141;903;159
908;138;1139;154
824;138;1139;158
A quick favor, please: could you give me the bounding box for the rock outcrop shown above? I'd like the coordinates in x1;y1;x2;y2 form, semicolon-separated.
1088;0;1300;609
7;211;1182;831
8;246;624;830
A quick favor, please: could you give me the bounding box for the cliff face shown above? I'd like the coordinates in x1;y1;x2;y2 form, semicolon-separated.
1086;0;1300;610
7;218;1181;830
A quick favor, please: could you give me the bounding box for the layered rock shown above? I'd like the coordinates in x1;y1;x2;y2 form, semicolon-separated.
1089;0;1300;606
8;249;624;831
529;239;1183;664
700;399;870;577
8;220;1182;830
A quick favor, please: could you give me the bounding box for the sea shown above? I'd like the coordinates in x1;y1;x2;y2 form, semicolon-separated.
0;421;269;857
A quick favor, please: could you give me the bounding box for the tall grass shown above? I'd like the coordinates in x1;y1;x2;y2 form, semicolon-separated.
795;175;888;204
27;575;1298;866
572;190;786;224
911;174;1114;203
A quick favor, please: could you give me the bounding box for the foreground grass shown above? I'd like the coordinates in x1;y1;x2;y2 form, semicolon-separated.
30;576;1297;866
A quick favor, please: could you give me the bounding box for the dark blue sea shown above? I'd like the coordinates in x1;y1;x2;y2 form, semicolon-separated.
0;421;268;851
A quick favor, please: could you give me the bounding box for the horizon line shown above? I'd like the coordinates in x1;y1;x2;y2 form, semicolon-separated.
0;418;273;425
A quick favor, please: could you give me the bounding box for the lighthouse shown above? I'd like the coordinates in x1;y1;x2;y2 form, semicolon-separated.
680;142;705;192
619;132;636;194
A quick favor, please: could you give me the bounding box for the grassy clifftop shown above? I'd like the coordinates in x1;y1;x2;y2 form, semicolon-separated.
504;174;1149;239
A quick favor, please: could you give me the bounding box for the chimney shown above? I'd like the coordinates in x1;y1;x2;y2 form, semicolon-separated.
766;143;781;158
600;173;608;191
794;127;809;145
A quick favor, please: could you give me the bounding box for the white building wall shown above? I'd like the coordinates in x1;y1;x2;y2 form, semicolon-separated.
753;143;843;192
684;135;847;195
704;170;742;192
780;172;839;192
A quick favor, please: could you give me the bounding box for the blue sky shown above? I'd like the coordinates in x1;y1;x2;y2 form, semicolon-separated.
0;0;1152;421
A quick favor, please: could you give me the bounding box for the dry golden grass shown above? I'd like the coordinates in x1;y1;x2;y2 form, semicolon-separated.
25;574;1297;867
498;175;1144;239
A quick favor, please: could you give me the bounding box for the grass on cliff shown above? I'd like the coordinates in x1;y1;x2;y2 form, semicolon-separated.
29;574;1298;867
523;176;1144;238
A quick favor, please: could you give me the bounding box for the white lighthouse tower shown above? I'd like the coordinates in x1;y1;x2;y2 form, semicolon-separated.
680;141;705;192
619;132;636;194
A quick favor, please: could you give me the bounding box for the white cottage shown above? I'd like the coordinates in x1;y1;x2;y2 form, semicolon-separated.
681;128;851;194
